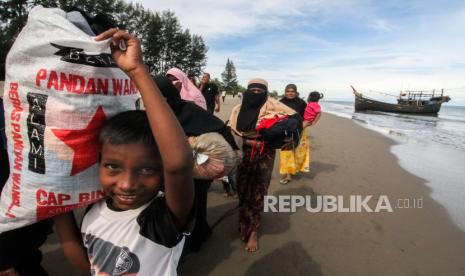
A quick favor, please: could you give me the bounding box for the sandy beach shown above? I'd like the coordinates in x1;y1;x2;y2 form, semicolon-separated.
34;96;465;275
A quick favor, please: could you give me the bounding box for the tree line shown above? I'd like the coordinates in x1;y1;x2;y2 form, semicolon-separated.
217;58;278;97
211;58;246;96
0;0;208;80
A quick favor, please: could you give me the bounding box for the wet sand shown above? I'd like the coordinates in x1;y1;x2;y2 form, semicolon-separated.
39;96;465;275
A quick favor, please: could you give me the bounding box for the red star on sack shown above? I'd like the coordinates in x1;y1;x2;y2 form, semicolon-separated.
52;106;107;176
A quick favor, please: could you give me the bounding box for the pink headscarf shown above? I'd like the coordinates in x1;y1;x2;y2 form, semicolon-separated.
166;68;207;110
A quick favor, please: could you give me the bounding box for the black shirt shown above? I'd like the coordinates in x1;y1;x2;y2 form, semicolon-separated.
280;97;307;118
201;83;219;114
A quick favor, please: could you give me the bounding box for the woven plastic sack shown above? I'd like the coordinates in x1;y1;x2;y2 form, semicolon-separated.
0;6;140;232
188;133;239;180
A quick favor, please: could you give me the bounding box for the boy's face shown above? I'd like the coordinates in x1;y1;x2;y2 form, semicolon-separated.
99;142;162;210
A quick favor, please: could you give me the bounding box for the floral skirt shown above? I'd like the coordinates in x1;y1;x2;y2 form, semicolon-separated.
279;131;310;175
236;145;275;240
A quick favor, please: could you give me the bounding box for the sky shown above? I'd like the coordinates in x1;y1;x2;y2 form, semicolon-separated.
136;0;465;103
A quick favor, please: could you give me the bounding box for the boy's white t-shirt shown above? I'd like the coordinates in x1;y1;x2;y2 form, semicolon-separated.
81;191;190;276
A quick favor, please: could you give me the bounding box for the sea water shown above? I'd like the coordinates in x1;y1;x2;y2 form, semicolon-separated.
321;100;465;231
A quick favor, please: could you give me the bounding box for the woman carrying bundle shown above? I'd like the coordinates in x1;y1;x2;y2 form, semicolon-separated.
278;84;310;184
228;78;297;252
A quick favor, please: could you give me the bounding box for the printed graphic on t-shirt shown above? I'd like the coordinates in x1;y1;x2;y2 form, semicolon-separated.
84;233;140;275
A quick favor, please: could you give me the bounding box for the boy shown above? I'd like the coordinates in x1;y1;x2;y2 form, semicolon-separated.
56;29;194;275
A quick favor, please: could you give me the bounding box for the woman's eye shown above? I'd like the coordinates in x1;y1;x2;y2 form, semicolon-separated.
140;168;155;175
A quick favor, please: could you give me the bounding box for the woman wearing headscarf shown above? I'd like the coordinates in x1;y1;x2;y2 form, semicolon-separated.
166;67;207;110
279;84;310;184
154;76;238;253
228;78;297;252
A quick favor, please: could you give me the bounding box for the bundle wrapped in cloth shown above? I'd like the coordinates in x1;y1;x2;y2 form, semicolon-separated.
0;6;140;233
188;132;240;180
257;114;303;149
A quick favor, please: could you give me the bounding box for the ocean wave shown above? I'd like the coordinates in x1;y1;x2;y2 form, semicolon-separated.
323;102;465;153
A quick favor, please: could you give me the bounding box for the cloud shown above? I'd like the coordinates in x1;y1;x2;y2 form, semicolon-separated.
137;0;364;39
370;19;394;32
135;0;465;100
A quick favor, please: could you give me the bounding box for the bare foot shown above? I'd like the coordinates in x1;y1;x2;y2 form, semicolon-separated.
245;231;258;252
280;174;292;185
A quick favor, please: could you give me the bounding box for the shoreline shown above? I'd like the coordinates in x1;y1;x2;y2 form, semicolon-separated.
36;96;465;275
323;104;465;232
178;98;465;275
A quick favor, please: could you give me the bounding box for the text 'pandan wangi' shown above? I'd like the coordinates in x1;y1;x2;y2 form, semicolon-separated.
35;69;139;96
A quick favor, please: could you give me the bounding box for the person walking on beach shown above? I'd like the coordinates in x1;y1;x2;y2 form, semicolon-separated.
221;169;237;197
279;84;309;184
199;72;220;115
229;78;296;252
154;75;239;253
166;67;207;110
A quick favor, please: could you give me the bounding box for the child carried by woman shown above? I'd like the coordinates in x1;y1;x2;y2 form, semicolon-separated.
303;91;323;128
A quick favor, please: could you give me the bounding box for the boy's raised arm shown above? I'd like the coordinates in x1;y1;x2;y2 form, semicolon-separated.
95;29;194;229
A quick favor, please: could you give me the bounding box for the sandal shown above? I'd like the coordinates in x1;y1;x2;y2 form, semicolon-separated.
279;179;289;185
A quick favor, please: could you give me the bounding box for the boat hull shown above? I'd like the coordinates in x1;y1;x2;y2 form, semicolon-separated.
354;95;442;115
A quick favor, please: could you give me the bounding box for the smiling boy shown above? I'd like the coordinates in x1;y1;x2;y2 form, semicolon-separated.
75;29;194;275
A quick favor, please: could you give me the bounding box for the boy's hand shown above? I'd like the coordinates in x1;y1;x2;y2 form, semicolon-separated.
95;28;144;76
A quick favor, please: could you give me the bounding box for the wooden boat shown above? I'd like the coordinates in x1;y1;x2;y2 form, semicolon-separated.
351;86;450;115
